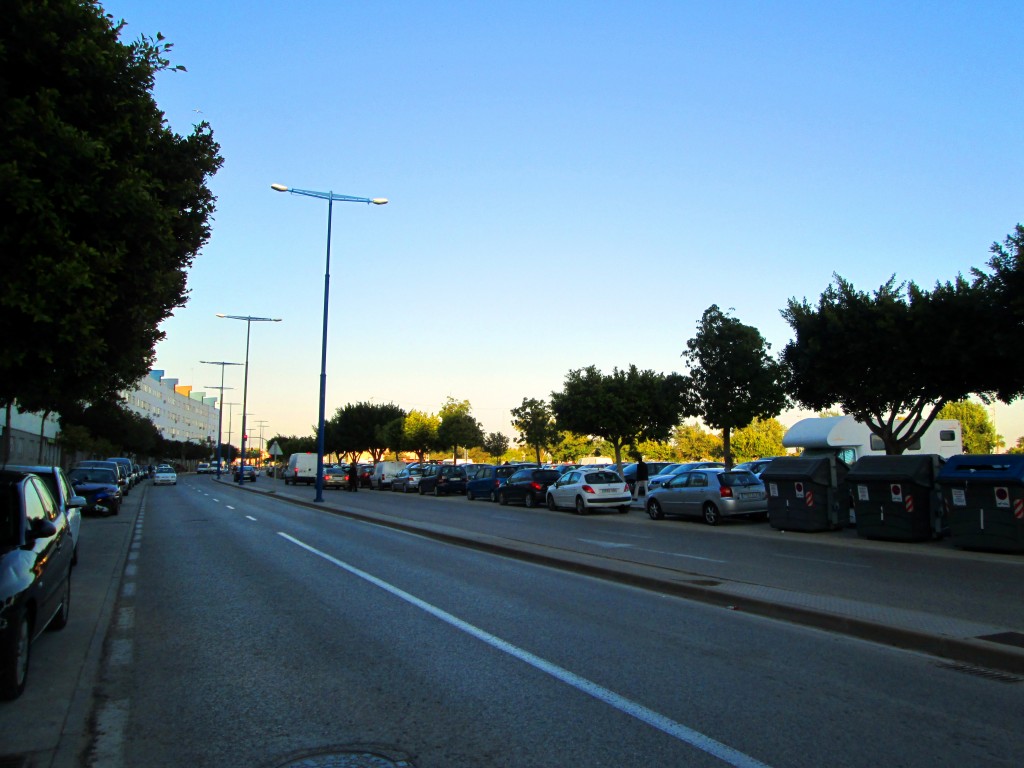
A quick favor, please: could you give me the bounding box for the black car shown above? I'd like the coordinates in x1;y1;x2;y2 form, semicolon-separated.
418;465;472;496
78;459;130;496
498;468;564;508
233;465;258;482
67;466;123;516
465;464;528;502
0;470;74;700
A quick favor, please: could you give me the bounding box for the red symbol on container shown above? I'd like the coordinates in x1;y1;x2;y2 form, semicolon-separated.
1014;499;1024;520
890;483;903;502
995;487;1010;509
905;494;914;514
805;490;815;507
794;481;804;497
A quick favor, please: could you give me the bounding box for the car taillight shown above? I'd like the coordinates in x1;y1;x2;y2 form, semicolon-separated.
530;482;542;491
494;479;501;488
720;485;733;498
582;485;596;494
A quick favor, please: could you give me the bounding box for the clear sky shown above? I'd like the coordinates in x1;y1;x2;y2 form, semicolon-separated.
104;0;1024;445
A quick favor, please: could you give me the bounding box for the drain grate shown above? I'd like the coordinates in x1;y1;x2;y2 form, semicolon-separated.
935;661;1023;684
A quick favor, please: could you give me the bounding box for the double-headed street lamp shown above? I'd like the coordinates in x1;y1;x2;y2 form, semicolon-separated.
271;183;387;502
200;360;242;479
216;314;282;484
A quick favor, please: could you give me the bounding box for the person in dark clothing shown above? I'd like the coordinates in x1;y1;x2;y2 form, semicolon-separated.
348;461;359;492
635;458;649;499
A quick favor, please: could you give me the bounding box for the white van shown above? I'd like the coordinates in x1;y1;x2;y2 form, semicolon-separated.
285;453;318;485
371;461;406;490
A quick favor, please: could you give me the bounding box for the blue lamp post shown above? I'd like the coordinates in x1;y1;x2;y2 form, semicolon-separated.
270;183;387;503
216;314;282;483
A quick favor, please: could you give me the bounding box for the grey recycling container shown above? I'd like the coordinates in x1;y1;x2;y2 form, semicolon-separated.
762;455;849;532
847;454;944;541
936;454;1024;553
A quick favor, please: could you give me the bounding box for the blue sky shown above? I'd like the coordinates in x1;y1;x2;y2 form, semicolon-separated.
105;0;1024;443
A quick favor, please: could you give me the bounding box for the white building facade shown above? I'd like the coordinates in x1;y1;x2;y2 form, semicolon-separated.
124;370;219;444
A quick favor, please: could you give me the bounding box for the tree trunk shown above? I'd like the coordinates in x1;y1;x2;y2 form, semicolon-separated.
723;427;732;470
37;409;51;463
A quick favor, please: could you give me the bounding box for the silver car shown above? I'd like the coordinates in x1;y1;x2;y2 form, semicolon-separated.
646;468;767;525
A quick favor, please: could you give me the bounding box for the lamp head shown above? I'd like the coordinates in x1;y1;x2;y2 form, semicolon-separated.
271;184;289;192
371;198;388;205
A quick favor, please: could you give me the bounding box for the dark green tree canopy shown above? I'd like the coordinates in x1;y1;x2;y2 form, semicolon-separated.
0;0;222;413
682;305;787;468
511;397;558;465
437;398;484;462
550;365;688;468
482;432;510;460
326;401;406;462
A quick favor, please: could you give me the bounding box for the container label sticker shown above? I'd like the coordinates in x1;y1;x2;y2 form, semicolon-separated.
951;488;967;507
769;482;778;497
994;487;1010;508
857;485;869;501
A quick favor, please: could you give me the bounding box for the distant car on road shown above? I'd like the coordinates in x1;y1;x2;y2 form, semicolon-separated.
67;466;122;516
391;465;431;493
233;465;257;483
153;466;178;486
465;464;531;502
418;464;472;496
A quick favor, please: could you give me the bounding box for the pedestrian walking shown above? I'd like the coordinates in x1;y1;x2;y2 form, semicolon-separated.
635;457;649;500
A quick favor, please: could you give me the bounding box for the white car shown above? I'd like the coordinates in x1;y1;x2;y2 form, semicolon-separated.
153;466;177;486
546;468;632;514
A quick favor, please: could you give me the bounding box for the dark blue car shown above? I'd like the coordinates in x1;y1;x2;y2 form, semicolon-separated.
465;464;537;502
67;466;122;516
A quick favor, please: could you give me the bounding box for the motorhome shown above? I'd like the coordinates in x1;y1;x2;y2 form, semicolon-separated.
783;415;962;465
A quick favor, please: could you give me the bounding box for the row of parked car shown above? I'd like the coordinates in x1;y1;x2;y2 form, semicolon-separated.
0;454;156;700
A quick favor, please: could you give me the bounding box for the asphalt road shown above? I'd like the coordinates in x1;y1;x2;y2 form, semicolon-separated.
2;475;1023;767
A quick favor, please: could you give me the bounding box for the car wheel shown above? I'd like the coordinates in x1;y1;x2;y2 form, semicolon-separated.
47;572;71;632
575;496;587;515
647;499;664;520
618;505;630;514
499;491;508;505
0;608;31;700
418;485;425;495
524;493;535;509
547;494;557;511
703;502;720;526
489;490;498;503
467;489;475;501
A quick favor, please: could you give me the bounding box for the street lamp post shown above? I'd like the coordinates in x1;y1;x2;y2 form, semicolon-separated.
216;314;282;484
200;360;242;479
270;183;387;502
223;402;239;464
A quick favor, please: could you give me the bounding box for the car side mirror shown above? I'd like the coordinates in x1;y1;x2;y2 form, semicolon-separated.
69;495;87;508
28;518;58;540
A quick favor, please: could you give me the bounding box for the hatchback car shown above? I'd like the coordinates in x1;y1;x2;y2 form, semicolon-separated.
78;460;130;496
153;466;178;485
5;465;85;565
418;465;472;496
498;468;563;508
547;468;633;514
465;464;533;502
0;470;74;700
391;465;431;493
233;465;257;483
647;461;726;490
646;468;767;525
67;466;122;516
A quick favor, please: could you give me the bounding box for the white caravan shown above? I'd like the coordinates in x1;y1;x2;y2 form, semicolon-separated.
783;415;962;465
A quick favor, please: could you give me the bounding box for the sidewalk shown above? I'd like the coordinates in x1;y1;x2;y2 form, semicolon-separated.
243;475;1024;677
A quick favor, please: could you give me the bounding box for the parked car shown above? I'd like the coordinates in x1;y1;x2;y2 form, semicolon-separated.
153;465;178;486
646;468;767;525
106;458;137;489
391;465;431;493
418;464;472;496
620;461;676;491
371;461;406;490
67;466;122;516
734;458;781;479
546;468;632;514
647;461;726;490
4;465;85;566
465;464;533;502
78;460;130;496
233;465;257;483
498;468;563;508
196;462;211;474
0;469;74;700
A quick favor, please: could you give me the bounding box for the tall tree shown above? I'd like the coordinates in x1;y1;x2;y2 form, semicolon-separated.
549;431;596;463
510;397;558;465
937;400;999;454
403;410;440;464
672;423;723;461
730;417;787;462
782;271;1006;455
682;306;787;468
327;401;406;462
550;365;687;470
0;1;222;456
482;432;510;461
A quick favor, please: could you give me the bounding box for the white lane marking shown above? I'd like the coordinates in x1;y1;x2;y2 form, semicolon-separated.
279;532;771;768
90;698;128;767
647;549;728;564
246;515;257;521
579;538;634;549
213;498;220;502
226;505;236;510
773;554;871;569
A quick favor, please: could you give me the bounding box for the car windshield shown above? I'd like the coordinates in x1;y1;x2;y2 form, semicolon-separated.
70;468;117;484
534;470;562;482
495;466;520;479
720;471;759;486
585;471;620;484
